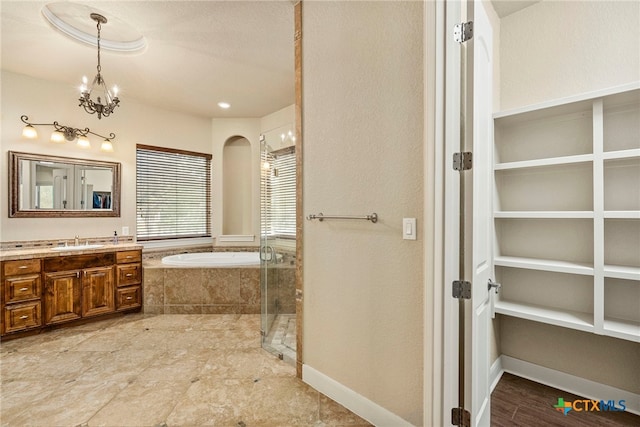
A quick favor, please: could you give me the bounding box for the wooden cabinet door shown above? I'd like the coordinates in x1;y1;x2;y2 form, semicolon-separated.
44;271;82;324
82;266;115;318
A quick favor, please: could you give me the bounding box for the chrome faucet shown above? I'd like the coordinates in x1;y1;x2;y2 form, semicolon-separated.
74;235;79;246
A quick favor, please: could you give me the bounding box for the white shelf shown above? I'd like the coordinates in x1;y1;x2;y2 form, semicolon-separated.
495;211;594;219
604;211;640;219
603;148;640;160
603;317;640;342
495;154;593;171
494;85;639;344
495;256;594;276
603;265;640;281
495;300;594;333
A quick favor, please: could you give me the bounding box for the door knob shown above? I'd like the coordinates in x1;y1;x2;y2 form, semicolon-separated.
488;279;501;294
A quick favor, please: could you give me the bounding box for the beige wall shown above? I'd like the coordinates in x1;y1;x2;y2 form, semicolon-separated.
497;0;640;393
1;71;292;247
211;105;294;246
211;119;260;245
0;71;212;243
302;2;424;424
500;0;640;110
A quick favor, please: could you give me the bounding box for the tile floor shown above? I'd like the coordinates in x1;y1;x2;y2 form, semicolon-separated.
0;314;371;427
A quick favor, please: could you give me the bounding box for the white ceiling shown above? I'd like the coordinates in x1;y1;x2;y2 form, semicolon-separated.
491;0;541;18
2;1;541;119
1;1;295;119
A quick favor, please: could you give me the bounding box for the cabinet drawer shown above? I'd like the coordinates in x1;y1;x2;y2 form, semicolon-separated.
116;286;141;310
44;253;115;271
4;274;41;303
117;264;142;286
117;250;141;264
3;259;41;276
3;301;41;333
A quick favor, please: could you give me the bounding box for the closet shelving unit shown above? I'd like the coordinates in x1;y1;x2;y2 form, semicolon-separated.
492;83;640;343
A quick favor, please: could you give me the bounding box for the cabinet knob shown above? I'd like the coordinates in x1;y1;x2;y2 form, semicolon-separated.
19;265;28;269
19;287;29;291
126;296;133;300
125;273;133;277
20;315;29;320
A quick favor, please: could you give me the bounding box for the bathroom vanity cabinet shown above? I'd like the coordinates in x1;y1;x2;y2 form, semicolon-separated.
1;246;142;338
43;253;116;324
493;85;640;342
2;259;42;334
115;250;142;311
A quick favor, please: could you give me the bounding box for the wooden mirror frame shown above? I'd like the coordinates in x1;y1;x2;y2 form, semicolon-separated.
9;151;121;218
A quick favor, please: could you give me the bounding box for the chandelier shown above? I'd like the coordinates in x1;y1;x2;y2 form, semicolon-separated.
78;13;120;119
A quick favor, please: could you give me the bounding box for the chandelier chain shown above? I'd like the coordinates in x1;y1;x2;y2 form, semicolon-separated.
96;20;102;74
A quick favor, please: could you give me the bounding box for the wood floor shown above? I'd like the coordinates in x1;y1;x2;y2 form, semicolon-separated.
491;373;640;426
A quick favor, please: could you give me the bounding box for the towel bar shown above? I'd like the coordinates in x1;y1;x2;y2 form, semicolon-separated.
306;212;378;223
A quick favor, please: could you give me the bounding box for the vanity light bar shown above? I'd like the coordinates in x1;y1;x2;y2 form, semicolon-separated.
20;115;116;151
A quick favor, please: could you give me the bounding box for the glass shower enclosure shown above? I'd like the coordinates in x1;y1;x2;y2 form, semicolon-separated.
260;134;297;365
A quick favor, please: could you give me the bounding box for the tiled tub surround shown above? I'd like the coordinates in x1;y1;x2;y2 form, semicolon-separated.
143;247;296;315
143;260;261;314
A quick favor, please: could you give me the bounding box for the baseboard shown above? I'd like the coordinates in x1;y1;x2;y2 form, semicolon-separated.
489;356;504;393
302;365;413;427
500;355;640;416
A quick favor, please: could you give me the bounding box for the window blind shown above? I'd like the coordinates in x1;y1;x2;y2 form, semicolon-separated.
136;144;211;241
261;147;296;238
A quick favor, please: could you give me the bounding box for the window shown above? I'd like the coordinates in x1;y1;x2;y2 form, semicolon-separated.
136;144;211;241
261;147;296;238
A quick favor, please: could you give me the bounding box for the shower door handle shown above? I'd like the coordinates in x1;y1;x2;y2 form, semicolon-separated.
260;245;274;262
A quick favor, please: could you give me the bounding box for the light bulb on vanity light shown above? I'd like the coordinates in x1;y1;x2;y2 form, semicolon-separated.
22;124;38;139
50;131;66;143
77;136;91;148
100;139;114;152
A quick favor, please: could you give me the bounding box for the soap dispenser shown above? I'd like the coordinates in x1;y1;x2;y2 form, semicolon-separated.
113;231;118;244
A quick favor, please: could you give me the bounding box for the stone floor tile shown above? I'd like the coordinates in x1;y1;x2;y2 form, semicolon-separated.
87;379;192;427
0;314;368;427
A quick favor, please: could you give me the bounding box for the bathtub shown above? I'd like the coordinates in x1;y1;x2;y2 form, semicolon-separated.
161;251;260;267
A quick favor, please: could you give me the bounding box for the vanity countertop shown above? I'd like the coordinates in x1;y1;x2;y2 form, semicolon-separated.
0;243;143;262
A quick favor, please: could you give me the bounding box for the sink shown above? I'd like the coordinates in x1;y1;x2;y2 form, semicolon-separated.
52;244;104;251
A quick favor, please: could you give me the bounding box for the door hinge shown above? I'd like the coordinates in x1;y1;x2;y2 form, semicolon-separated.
453;152;472;171
454;21;474;43
452;280;471;299
451;407;471;427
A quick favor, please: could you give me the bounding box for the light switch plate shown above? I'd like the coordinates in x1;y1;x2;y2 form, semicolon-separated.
403;218;417;240
122;226;130;236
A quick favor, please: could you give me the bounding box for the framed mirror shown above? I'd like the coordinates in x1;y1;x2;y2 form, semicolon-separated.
9;151;121;218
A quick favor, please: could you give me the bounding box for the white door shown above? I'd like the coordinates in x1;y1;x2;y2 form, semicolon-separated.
469;1;494;426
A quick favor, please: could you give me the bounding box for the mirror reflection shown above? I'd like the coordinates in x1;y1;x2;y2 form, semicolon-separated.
9;151;121;218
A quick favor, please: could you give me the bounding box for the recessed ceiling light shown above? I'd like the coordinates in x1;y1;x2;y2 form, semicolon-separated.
218;102;231;109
